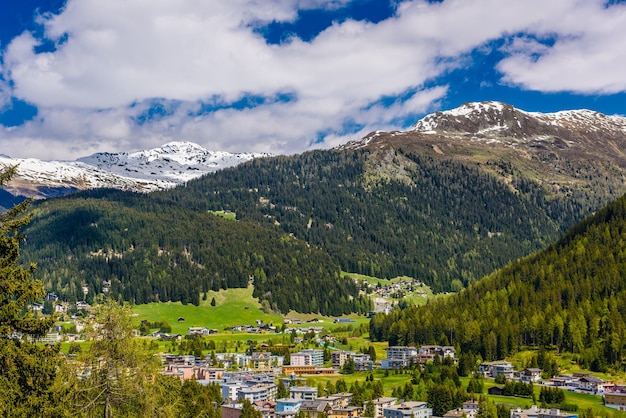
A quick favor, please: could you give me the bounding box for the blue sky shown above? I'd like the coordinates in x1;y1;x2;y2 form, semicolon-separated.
1;0;625;160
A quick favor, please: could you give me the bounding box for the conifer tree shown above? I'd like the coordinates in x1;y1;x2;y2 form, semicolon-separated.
0;167;70;417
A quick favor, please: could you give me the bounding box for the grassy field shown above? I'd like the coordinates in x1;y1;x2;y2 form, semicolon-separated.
133;286;282;334
208;210;237;221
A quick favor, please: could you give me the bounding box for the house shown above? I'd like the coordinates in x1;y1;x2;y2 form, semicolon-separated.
578;374;606;393
76;301;90;310
382;346;418;369
187;327;210;337
510;405;578;418
384;401;432;418
253;400;276;418
299;400;332;418
443;409;465;418
329;406;361;418
520;368;543;383
479;360;514;379
487;386;505;396
250;352;272;371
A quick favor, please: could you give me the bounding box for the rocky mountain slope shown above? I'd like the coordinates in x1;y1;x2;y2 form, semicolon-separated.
342;101;626;204
0;141;271;200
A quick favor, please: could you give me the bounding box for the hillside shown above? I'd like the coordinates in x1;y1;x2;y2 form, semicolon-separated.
370;192;626;370
21;189;371;316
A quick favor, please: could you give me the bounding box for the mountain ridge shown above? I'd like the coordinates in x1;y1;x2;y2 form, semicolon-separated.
0;141;272;200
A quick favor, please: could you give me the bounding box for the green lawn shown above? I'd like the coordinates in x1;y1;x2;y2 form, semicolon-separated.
133;286;282;334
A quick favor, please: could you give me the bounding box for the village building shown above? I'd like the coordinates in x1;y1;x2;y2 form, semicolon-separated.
384;401;432;418
510;405;578;418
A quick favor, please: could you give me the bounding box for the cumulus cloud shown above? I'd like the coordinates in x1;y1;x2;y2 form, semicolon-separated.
0;0;625;159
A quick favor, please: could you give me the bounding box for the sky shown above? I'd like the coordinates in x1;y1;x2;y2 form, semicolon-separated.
1;0;625;160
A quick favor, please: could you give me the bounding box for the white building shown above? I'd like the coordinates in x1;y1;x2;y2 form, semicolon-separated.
237;384;278;403
384;401;432;418
290;349;324;367
382;346;417;369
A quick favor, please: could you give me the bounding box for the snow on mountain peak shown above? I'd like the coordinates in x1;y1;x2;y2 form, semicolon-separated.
412;101;626;140
1;141;272;199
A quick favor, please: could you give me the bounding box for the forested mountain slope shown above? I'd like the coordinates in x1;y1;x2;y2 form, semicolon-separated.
370;192;626;370
21;189;371;315
156;103;626;292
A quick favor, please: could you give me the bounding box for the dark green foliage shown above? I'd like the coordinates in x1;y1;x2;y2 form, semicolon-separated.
163;149;590;292
539;386;566;405
0;168;69;417
22;191;370;315
427;383;466;417
503;381;533;397
370;193;626;368
466;378;484;394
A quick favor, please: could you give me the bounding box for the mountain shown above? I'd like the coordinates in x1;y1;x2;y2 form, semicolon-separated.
14;101;626;311
0;141;272;200
370;191;626;370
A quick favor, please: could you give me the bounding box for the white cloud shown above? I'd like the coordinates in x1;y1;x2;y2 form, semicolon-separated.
1;0;625;159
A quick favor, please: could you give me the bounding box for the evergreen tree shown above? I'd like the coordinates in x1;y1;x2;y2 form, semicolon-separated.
363;400;376;417
241;399;262;418
72;299;162;417
0;167;70;417
277;380;289;399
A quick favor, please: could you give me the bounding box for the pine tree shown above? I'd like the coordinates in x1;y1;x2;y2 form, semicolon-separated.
73;298;162;417
0;167;70;417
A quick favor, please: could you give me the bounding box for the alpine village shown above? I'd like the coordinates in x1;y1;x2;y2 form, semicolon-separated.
7;101;626;418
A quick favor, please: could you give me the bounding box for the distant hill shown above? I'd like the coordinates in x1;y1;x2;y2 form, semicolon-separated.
21;189;371;316
370;192;626;370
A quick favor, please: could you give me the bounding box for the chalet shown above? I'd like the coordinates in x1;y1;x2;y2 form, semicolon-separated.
487;386;505;396
578;374;606;393
520;368;543;383
250;352;272;371
187;327;210;336
299;400;332;418
253;400;276;418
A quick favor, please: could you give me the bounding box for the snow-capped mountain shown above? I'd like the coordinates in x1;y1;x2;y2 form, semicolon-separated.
0;141;272;200
342;101;626;155
412;101;626;144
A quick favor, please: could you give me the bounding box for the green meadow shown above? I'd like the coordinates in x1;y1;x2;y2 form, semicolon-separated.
132;286;282;334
